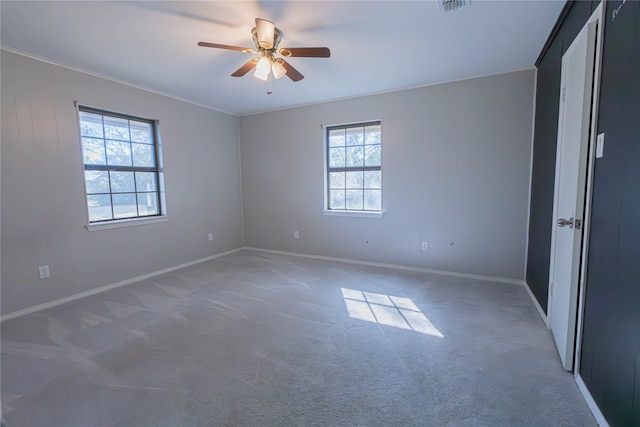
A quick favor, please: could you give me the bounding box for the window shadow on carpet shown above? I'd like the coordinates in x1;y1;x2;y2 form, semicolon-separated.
341;288;443;337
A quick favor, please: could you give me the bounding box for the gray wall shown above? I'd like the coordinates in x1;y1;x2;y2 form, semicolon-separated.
1;51;244;315
240;70;535;280
0;52;535;315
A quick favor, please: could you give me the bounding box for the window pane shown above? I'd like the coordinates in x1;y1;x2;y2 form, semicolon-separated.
82;137;106;165
346;189;363;210
346;127;364;146
132;143;155;167
329;147;345;168
110;171;135;193
130;120;152;144
79;112;104;138
112;193;137;219
346;171;363;189
326;121;381;213
137;193;159;216
329;129;345;147
364;171;381;189
85;170;110;194
346;146;364;167
106;141;132;166
135;172;157;192
80;107;161;223
364;190;381;211
364;144;381;167
365;125;381;145
329;172;345;189
329;189;345;209
87;194;112;221
104;116;130;141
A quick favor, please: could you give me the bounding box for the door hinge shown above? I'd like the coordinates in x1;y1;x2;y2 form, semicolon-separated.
562;86;566;101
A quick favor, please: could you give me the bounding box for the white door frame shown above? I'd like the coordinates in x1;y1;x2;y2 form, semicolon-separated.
565;4;610;425
549;4;609;425
573;2;605;377
572;5;612;425
547;4;603;372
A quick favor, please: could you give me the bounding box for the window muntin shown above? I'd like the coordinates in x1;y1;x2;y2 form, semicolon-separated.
79;107;161;223
326;122;381;211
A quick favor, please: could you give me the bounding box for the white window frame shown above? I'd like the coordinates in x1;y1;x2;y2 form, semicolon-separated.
322;120;384;218
76;103;168;231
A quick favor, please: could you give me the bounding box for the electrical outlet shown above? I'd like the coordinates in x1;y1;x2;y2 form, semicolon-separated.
421;242;429;251
208;232;213;241
294;230;299;239
38;265;50;279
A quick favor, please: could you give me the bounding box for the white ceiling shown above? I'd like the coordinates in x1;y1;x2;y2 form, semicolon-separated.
0;1;564;116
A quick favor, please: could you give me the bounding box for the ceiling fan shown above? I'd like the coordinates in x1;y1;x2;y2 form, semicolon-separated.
198;18;330;85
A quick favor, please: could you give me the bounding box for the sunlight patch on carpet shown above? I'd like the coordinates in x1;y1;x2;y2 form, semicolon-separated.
341;288;443;337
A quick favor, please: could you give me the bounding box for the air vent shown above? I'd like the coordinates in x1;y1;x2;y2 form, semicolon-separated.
438;0;470;13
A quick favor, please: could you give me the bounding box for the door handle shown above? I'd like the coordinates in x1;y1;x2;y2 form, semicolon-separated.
556;217;574;228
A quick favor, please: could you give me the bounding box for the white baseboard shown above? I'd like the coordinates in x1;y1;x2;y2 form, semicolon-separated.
576;374;609;427
523;280;549;327
1;244;609;427
0;246;531;323
243;246;525;286
0;248;243;323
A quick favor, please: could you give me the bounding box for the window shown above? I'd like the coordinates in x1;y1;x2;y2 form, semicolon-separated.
78;106;162;224
326;121;382;212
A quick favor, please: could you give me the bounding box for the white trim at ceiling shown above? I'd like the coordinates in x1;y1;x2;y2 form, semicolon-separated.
240;66;537;117
0;46;236;116
2;46;536;118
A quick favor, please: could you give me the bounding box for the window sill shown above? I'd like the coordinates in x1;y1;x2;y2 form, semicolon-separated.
322;210;384;219
85;216;170;231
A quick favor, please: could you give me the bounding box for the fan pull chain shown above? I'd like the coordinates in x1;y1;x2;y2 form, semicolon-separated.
267;69;273;95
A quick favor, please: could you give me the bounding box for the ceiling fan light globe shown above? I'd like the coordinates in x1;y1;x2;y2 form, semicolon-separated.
272;60;287;79
255;18;275;49
254;57;270;81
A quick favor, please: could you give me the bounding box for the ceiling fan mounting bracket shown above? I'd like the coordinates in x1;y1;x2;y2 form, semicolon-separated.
252;26;283;52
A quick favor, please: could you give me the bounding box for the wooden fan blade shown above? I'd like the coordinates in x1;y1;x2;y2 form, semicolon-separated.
281;60;304;82
231;58;259;77
279;47;330;58
198;42;255;53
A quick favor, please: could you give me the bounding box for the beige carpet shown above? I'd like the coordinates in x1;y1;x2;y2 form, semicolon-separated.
1;249;596;426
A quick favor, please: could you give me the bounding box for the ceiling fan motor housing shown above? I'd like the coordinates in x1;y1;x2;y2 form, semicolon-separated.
253;18;282;50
